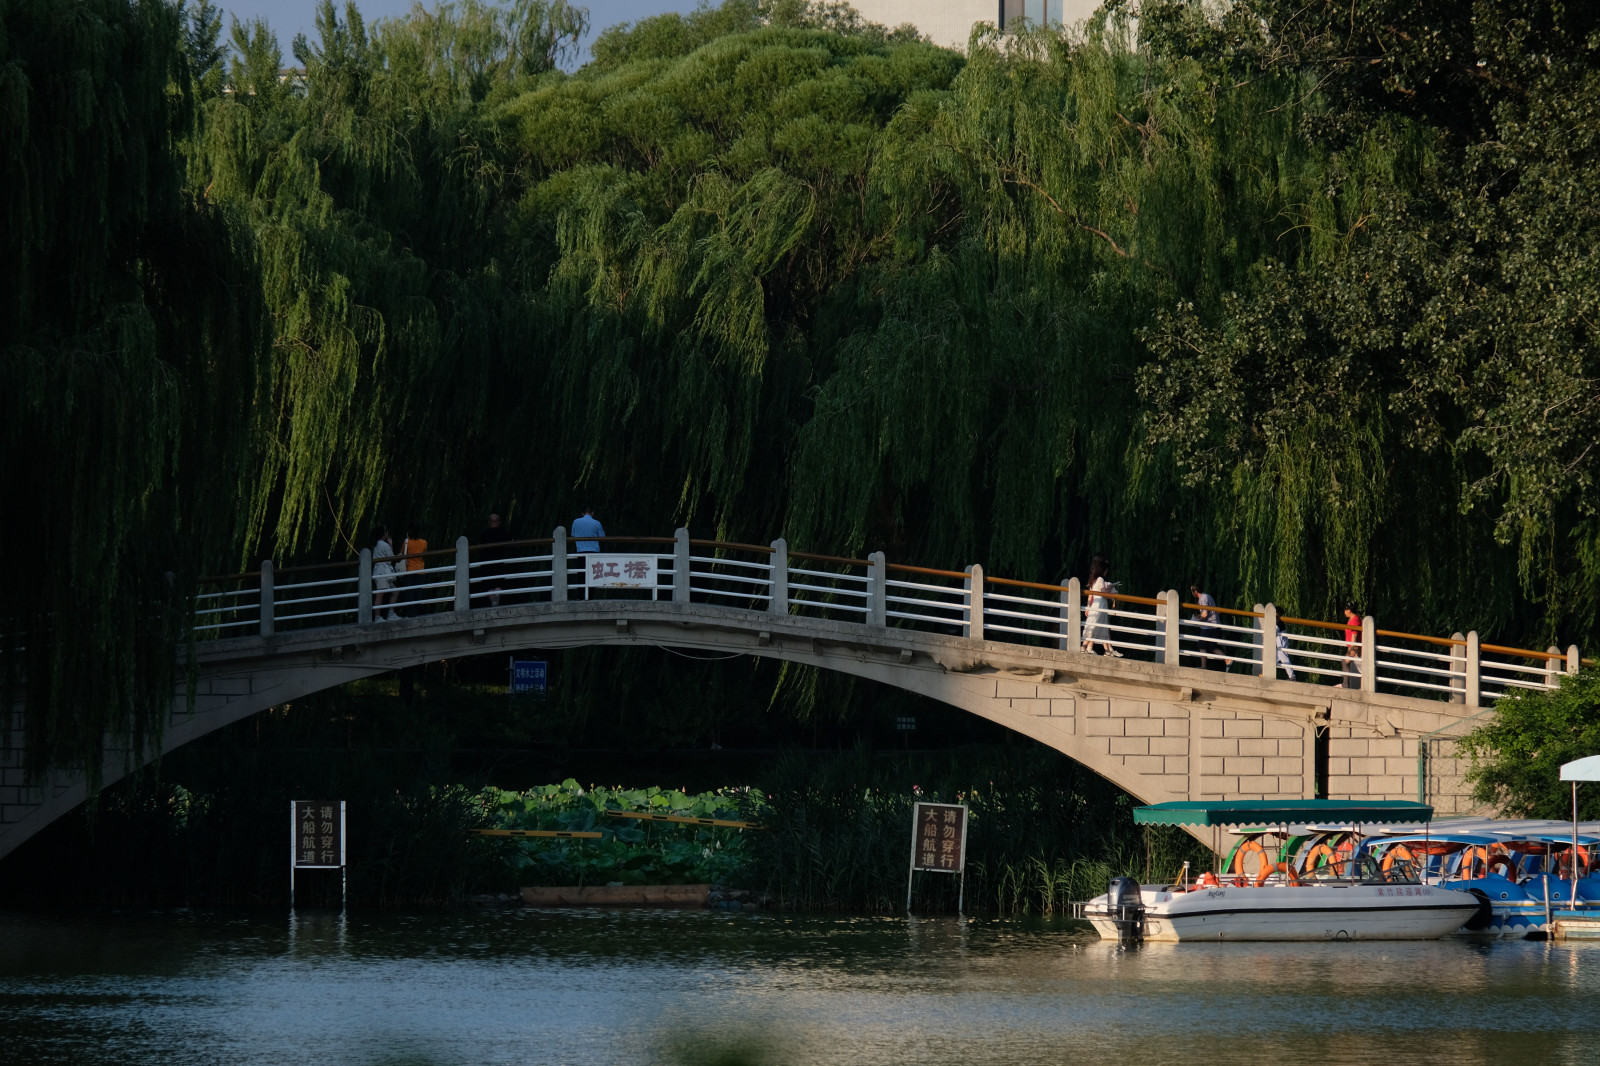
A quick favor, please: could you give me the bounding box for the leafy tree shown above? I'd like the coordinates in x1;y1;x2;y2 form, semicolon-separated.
8;0;1600;787
1462;669;1600;819
1;0;267;781
184;0;226;96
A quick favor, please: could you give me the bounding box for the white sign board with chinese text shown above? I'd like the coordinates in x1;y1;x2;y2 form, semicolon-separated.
911;801;967;873
585;553;659;589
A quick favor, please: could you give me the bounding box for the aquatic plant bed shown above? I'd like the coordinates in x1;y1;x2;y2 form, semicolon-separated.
520;884;710;907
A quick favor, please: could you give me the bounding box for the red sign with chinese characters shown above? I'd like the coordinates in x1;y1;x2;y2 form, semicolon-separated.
585;554;658;589
911;802;967;873
293;800;344;868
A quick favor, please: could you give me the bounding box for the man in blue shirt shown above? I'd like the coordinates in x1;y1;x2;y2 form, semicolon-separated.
572;506;604;552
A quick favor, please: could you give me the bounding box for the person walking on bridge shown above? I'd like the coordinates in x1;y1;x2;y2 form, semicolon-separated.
1082;555;1118;657
1342;602;1363;688
1189;582;1229;671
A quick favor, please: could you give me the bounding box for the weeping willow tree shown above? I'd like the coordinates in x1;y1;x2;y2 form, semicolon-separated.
1;0;268;780
8;0;1600;782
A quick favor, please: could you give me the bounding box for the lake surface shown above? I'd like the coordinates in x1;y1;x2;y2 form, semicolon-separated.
2;908;1597;1065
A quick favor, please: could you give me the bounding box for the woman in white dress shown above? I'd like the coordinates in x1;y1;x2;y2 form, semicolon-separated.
1082;554;1119;656
372;525;398;621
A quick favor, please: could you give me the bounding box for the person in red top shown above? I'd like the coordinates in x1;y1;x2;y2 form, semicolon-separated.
1342;602;1362;688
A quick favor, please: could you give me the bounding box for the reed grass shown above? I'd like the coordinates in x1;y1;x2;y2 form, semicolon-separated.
748;744;1212;914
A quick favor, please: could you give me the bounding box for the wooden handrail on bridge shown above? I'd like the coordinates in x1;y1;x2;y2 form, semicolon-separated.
1374;629;1465;647
887;562;969;580
787;550;872;567
689;539;775;554
1181;601;1262;619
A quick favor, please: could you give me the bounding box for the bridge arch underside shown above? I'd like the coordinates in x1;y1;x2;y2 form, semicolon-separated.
0;602;1490;861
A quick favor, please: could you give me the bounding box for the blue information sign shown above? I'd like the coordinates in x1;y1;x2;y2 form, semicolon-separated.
510;659;547;695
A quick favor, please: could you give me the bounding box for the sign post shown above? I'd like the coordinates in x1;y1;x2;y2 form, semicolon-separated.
291;800;347;910
906;801;968;914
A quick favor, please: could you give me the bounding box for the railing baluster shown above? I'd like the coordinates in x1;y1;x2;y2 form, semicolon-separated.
1450;632;1466;703
1061;579;1080;651
868;552;886;627
965;564;984;640
769;538;788;615
358;549;373;625
454;536;470;612
1466;631;1480;708
1161;590;1179;666
1255;603;1273;678
1361;615;1376;694
551;526;567;603
260;561;274;637
674;528;691;605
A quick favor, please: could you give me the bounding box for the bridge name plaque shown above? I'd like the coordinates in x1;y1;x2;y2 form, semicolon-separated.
585;554;659;589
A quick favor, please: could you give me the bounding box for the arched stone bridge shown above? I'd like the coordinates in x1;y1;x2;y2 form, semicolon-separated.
1;530;1587;860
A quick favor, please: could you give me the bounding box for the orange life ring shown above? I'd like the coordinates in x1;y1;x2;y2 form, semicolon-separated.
1381;844;1416;872
1486;851;1514;879
1458;845;1490;880
1254;861;1303;888
1554;849;1589;879
1300;842;1337;876
1232;839;1273;880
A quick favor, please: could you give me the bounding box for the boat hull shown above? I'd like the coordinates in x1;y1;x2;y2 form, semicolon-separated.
1086;884;1480;942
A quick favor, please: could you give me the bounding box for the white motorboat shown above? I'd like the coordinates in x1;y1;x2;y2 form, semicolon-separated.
1082;874;1480;942
1079;799;1481;943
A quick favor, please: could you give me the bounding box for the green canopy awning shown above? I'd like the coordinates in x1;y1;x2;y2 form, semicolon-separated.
1131;799;1434;828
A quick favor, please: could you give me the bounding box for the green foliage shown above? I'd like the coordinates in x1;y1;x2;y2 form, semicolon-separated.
485;779;763;885
749;744;1209;912
9;0;1600;788
1461;668;1600;819
1;0;268;784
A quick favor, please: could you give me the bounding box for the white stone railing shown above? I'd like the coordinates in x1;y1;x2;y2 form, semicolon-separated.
194;529;1589;709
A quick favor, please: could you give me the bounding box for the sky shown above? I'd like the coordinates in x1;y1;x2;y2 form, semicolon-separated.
217;0;706;54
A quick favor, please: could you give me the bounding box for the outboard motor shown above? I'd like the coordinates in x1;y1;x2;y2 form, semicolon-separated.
1106;876;1145;942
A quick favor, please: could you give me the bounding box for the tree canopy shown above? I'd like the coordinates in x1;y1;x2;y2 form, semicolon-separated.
4;0;1599;778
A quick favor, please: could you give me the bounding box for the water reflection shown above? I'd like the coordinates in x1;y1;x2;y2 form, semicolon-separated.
0;910;1596;1066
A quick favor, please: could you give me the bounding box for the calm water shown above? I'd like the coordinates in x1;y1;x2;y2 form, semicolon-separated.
1;908;1598;1065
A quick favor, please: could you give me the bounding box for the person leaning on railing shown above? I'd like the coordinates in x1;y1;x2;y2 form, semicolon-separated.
372;525;399;621
571;506;604;553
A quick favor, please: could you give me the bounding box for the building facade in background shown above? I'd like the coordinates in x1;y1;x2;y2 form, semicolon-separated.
852;0;1103;50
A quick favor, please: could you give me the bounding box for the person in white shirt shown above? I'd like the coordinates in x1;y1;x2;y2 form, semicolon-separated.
1082;554;1119;657
372;525;398;621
